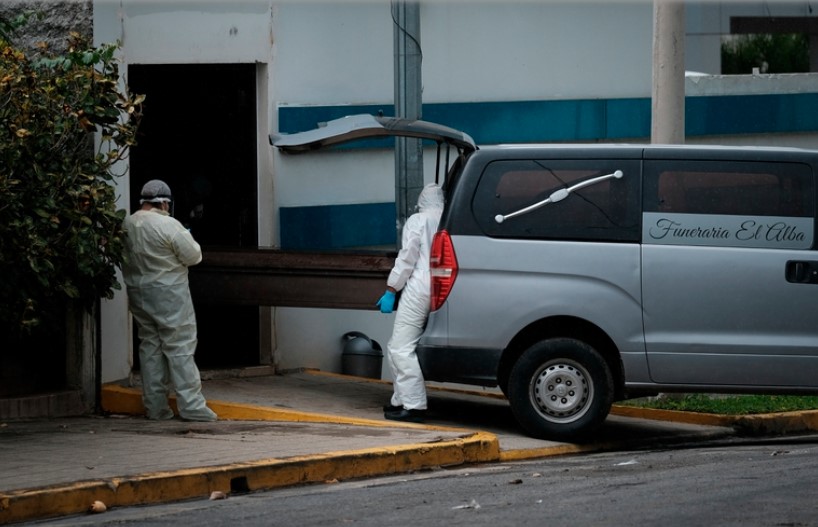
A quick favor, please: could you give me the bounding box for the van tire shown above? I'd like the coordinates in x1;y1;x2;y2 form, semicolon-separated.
507;338;614;441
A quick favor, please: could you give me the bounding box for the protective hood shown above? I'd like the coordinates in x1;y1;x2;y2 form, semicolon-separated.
417;183;443;213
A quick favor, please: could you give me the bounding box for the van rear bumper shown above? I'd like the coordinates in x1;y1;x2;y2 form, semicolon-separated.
416;344;502;387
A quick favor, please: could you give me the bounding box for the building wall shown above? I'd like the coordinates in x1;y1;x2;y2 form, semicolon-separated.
94;1;818;382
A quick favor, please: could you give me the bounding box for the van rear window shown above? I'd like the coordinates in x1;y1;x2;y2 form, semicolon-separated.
473;159;640;242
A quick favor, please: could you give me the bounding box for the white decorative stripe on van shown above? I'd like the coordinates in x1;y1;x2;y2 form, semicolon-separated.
642;212;814;249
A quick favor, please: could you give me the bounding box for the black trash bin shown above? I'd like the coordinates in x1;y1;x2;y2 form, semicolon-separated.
341;331;383;379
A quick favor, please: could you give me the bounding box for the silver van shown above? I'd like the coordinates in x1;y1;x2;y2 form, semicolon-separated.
274;115;818;440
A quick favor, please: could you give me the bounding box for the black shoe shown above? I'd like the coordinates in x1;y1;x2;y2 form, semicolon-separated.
384;408;426;423
383;404;402;412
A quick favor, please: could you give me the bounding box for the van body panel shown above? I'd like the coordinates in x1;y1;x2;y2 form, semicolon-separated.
416;344;502;385
642;244;818;386
419;236;644;376
640;153;818;387
447;236;642;348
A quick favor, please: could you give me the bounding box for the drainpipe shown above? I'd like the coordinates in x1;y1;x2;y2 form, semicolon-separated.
392;0;423;248
651;0;686;144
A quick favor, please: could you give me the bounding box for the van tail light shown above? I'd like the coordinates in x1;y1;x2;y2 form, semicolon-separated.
430;230;458;311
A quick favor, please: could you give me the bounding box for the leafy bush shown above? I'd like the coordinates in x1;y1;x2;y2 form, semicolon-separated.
0;31;142;337
721;33;809;74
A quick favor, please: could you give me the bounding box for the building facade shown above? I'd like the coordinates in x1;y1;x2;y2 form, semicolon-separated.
90;0;818;386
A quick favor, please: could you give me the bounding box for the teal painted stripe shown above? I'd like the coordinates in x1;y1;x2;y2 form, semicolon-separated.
422;99;650;142
279;104;394;133
280;202;395;250
606;98;652;139
278;100;648;143
278;93;818;145
686;93;818;135
278;104;397;150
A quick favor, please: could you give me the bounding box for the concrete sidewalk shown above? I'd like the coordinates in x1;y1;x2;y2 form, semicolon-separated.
2;370;818;524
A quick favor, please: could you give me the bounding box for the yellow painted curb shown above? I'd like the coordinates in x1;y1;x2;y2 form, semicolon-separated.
611;404;818;436
610;405;737;427
499;441;620;462
0;431;500;524
101;384;468;433
733;409;818;435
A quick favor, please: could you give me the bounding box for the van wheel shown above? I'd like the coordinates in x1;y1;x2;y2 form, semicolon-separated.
507;338;613;441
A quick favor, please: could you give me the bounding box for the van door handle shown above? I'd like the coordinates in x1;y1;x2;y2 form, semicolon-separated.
785;260;818;284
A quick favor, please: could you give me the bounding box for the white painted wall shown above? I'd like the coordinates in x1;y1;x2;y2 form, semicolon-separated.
275;307;394;376
421;2;654;101
95;2;134;383
686;71;818;96
120;1;272;64
272;2;393;104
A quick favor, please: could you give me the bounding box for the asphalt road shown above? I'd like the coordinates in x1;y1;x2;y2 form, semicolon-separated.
35;434;818;527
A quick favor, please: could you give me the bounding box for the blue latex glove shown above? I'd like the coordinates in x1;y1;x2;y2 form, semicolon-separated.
376;290;396;313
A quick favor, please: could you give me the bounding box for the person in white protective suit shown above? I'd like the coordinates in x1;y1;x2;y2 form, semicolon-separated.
376;183;444;423
122;180;217;422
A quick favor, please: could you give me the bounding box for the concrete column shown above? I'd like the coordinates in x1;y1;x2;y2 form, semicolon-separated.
393;0;423;247
651;0;686;144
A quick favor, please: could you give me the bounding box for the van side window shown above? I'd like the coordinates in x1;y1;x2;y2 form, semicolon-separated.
643;160;815;249
473;159;640;242
644;160;814;218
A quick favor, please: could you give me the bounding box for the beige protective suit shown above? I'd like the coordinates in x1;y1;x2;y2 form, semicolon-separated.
122;197;217;422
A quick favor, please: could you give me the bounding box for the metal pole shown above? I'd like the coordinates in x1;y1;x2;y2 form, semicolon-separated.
651;0;686;144
392;0;423;248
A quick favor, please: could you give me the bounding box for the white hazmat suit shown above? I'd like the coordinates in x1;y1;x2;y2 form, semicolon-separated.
379;183;444;420
122;180;217;422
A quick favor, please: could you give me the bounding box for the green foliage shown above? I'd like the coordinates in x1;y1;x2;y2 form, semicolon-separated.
721;33;809;74
0;33;143;336
621;394;818;415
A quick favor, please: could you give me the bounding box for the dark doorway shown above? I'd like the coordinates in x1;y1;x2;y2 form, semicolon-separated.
128;64;259;369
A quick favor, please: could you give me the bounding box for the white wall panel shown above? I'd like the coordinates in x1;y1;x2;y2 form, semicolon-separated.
421;2;654;101
272;2;393;104
121;1;272;64
275;146;445;207
275;307;395;380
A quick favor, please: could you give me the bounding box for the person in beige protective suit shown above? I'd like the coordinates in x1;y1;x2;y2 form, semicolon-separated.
122;179;217;422
376;183;444;423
